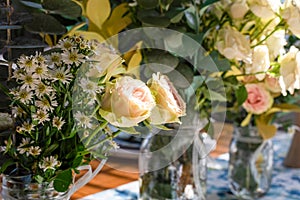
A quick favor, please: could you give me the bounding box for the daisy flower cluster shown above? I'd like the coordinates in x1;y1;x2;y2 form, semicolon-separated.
0;35;126;191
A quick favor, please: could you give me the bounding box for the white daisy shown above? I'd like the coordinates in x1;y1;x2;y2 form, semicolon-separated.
34;63;48;79
35;52;46;63
28;146;41;156
33;110;50;124
15;89;33;104
109;140;120;150
79;78;98;96
35;96;56;112
45;52;62;68
51;67;73;84
17;138;32;155
18;122;34;133
52;116;65;130
17;55;37;72
57;38;75;50
12;106;25;117
12;69;24;81
18;73;39;90
61;48;85;66
39;156;61;172
35;82;53;98
74;111;92;129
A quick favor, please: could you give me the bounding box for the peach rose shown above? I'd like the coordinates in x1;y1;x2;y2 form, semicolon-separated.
243;83;273;115
99;76;156;127
216;26;252;63
264;75;281;94
147;73;186;124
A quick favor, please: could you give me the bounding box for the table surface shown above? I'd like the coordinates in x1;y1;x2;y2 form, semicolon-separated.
77;133;300;200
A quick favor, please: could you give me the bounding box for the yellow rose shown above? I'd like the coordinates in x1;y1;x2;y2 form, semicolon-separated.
248;0;281;20
147;73;186;125
99;76;156;127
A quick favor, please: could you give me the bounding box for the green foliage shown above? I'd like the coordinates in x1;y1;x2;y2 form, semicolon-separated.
53;169;72;192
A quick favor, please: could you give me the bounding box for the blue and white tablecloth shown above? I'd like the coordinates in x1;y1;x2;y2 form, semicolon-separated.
80;133;300;200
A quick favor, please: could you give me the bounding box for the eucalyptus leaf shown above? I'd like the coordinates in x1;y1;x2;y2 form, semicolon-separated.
137;0;159;9
146;50;179;73
24;13;66;35
141;16;171;27
20;1;43;9
42;0;82;19
167;62;194;88
209;51;231;71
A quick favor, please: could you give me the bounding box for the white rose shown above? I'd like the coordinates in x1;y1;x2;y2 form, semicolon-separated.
216;27;252;63
87;44;123;78
279;46;300;96
99;76;156;127
266;30;286;59
248;0;281;20
282;0;300;38
147;73;186;125
245;45;270;81
230;0;249;19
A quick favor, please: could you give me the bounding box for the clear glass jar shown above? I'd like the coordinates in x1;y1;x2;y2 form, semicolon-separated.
139;125;207;200
1;173;69;200
228;126;273;199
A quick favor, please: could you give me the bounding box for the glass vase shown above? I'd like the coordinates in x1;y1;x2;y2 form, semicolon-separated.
1;173;69;200
228;125;273;199
139;125;207;200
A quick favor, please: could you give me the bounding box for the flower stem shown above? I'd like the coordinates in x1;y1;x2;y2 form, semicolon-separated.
84;121;108;147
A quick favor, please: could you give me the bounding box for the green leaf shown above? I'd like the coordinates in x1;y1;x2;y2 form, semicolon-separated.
53;169;72;192
146;50;179;73
141;16;171;27
20;1;43;9
24;13;66;35
167;62;194;89
204;90;227;102
137;0;159;9
236;85;248;106
42;0;82;19
209;51;231;71
72;156;83;168
184;11;198;31
0;159;15;173
44;143;59;155
201;0;220;9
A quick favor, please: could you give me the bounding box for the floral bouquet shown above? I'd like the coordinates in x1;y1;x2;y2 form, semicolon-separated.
0;35;186;193
201;0;300;139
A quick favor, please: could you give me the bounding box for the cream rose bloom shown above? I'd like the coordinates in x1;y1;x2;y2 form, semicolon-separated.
229;0;249;19
216;27;252;63
248;0;281;20
87;43;123;78
245;45;270;81
148;73;186;125
266;30;286;60
243;83;273;115
99;76;156;127
264;75;282;94
282;0;300;38
279;46;300;96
